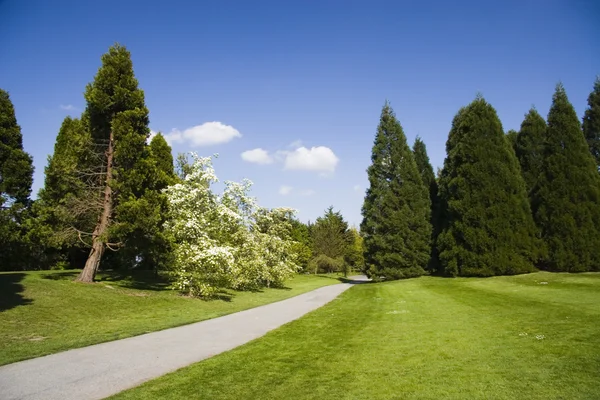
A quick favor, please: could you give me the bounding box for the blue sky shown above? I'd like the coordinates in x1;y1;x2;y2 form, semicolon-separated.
1;0;599;226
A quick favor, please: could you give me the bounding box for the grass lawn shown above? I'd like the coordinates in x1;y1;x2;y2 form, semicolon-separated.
112;272;600;400
0;270;342;366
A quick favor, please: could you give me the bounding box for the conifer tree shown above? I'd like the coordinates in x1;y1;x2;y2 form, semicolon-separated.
112;133;177;272
437;96;540;277
35;116;93;268
0;89;33;207
0;89;34;270
583;77;600;172
361;102;431;280
506;129;518;153
412;137;440;271
515;108;547;195
76;44;152;282
531;84;600;271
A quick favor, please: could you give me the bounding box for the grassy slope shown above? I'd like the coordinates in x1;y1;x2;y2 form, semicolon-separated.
112;272;600;400
0;270;341;366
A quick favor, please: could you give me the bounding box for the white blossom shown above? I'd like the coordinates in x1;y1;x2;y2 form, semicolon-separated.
164;153;300;297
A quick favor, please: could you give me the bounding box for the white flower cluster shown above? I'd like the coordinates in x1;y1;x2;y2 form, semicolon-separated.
164;153;300;297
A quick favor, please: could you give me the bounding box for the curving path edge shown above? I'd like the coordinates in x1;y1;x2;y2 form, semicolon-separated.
0;277;366;400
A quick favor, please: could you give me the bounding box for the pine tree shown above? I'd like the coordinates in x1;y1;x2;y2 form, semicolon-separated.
0;89;34;270
412;136;440;272
76;44;152;282
437;96;540;277
361;102;431;280
515;108;547;195
531;84;600;272
583;77;600;172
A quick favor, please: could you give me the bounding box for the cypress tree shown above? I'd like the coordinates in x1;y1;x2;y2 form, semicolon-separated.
437;96;540;277
531;84;600;272
515;108;547;195
0;89;34;270
412;136;440;272
76;44;152;282
583;77;600;172
361;102;431;280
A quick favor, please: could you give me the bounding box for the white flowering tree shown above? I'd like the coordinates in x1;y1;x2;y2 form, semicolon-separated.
164;153;299;297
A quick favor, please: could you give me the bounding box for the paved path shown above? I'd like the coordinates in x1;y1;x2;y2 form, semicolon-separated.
0;277;366;400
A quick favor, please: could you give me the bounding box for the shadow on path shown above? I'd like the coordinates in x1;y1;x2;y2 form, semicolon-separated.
0;273;32;312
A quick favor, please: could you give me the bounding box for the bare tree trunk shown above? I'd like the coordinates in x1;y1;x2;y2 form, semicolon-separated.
76;132;114;283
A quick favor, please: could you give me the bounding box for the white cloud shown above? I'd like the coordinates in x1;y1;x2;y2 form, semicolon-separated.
300;189;315;196
164;121;241;147
241;148;274;164
353;185;361;192
279;185;293;195
283;146;339;174
60;104;78;111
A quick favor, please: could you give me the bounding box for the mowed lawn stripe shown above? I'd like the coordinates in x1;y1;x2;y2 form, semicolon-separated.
111;273;600;400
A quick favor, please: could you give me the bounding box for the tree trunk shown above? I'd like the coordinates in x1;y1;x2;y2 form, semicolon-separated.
76;132;114;283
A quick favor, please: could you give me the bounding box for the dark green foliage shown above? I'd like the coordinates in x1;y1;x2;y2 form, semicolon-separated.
506;129;518;153
437;96;541;277
34;117;93;268
289;218;312;271
412;137;440;272
0;89;34;271
531;84;600;272
312;207;350;259
515;109;547;195
583;77;600;172
111;132;177;271
0;89;33;206
308;254;344;274
361;102;431;280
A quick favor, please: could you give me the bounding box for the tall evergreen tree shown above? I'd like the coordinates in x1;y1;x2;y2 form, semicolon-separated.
35;117;93;267
111;132;177;272
437;96;541;277
0;89;34;270
361;102;431;280
506;129;518;153
412;136;440;272
583;77;600;172
76;44;152;282
0;89;33;207
531;84;600;272
515;108;547;195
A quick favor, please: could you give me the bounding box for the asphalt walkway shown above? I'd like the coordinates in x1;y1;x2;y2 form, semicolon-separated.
0;277;366;400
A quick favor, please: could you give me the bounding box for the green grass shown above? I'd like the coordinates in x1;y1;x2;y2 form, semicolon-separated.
112;272;600;400
0;270;342;366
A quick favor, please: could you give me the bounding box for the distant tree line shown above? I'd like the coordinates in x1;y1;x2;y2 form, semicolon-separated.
361;80;600;279
1;43;599;286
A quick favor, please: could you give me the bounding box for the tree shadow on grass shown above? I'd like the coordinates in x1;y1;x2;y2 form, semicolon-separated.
42;269;172;292
0;273;32;312
96;270;171;291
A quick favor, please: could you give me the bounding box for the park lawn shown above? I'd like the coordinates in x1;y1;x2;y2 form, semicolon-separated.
0;270;342;366
112;272;600;400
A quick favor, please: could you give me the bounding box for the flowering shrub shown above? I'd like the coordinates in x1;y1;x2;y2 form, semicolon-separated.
164;153;299;297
